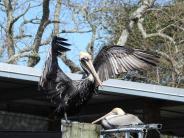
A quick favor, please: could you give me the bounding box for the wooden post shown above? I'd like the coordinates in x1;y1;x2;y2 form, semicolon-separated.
61;120;101;138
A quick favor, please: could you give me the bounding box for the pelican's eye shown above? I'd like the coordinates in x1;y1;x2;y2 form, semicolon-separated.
81;57;89;62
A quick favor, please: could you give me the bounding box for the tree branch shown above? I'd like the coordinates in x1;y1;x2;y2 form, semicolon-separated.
40;37;52;46
28;0;50;67
80;5;96;57
61;29;92;33
87;26;96;58
53;0;81;73
6;51;39;64
117;21;134;45
12;4;30;26
117;0;155;45
156;50;180;75
14;34;32;39
137;18;176;44
3;0;15;59
14;18;40;39
7;46;33;63
0;23;6;31
60;53;81;73
53;0;62;35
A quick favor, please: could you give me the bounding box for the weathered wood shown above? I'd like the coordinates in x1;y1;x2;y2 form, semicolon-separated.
61;120;101;138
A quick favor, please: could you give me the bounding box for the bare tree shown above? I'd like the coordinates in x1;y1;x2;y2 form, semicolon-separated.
0;0;82;71
0;1;50;65
105;0;184;87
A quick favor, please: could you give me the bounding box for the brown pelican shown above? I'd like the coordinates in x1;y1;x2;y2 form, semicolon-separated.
92;108;143;129
39;36;159;120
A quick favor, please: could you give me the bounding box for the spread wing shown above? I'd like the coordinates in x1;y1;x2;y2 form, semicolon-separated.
39;36;71;91
93;45;159;82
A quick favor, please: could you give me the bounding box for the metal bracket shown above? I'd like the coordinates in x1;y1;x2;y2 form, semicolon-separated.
100;124;162;138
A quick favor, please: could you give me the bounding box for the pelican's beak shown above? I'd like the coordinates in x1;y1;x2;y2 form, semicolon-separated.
92;111;114;124
85;59;102;87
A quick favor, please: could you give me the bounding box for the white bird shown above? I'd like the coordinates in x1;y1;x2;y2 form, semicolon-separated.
92;108;143;129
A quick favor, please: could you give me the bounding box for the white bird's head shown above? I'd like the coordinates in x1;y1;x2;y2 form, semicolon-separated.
92;107;125;124
111;108;125;115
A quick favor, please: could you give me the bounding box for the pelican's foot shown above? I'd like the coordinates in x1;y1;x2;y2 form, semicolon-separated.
61;112;72;126
65;119;71;125
61;119;72;126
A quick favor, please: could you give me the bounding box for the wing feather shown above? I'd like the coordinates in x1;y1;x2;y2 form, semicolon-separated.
93;45;159;82
119;57;128;72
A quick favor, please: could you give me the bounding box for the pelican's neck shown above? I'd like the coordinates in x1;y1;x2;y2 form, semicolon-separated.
87;74;94;82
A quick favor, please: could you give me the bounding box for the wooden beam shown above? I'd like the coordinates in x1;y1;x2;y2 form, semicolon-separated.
61;120;101;138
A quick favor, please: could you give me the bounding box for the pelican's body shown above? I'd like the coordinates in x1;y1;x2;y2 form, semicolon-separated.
38;36;100;118
54;76;95;116
39;36;159;120
92;108;143;129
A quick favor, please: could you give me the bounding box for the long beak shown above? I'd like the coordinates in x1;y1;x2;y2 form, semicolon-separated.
92;111;113;124
85;60;102;86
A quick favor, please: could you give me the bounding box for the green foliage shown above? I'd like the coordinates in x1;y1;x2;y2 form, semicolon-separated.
100;0;184;88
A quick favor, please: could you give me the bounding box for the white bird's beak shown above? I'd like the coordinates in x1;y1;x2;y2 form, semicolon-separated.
92;111;114;124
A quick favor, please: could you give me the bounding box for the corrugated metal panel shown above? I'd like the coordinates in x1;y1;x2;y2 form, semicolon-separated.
0;63;184;102
0;63;41;76
99;79;184;102
0;63;40;82
0;63;81;81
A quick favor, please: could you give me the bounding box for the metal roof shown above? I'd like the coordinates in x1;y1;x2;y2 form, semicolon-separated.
100;79;184;103
0;62;184;103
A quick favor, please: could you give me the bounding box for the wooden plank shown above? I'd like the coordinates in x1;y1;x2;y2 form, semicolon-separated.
61;120;101;138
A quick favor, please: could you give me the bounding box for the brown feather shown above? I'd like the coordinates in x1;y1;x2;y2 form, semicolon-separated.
93;45;159;82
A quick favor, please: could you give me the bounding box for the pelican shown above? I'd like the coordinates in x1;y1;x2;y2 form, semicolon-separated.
92;108;143;129
39;36;159;120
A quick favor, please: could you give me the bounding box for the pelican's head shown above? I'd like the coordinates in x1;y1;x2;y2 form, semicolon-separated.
92;107;125;124
80;52;92;62
79;52;102;86
111;108;125;115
